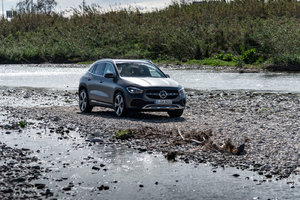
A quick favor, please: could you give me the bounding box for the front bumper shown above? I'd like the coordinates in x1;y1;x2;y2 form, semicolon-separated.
142;104;185;110
124;89;186;111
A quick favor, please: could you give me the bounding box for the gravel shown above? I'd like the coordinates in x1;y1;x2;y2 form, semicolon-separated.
0;142;52;199
0;87;299;189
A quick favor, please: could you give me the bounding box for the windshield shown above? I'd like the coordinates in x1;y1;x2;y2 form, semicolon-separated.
116;62;165;78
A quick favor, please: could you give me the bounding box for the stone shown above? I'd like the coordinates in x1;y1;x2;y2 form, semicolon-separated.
92;166;100;170
62;186;72;191
91;137;103;143
35;183;46;189
98;185;109;191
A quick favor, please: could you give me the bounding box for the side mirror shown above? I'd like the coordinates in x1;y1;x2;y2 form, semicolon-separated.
165;74;170;78
104;73;115;78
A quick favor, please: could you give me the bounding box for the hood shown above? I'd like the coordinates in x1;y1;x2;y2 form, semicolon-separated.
121;77;180;88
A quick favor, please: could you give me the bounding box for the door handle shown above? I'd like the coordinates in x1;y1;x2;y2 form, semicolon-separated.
87;77;91;81
99;80;103;83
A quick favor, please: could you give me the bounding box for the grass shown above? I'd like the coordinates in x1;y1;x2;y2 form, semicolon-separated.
76;61;94;65
0;0;299;69
18;121;27;128
114;129;133;140
65;99;73;103
186;58;236;67
78;58;236;67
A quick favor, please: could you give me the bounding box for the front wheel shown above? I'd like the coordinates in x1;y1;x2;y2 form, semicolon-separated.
114;92;127;117
167;109;184;118
79;89;93;113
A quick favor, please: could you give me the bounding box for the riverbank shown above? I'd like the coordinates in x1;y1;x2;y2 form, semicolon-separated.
3;62;300;73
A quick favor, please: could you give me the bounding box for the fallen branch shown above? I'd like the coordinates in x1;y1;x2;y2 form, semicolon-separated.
177;128;185;140
177;128;204;145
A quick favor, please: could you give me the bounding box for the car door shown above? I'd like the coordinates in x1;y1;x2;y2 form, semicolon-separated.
100;62;117;104
88;62;106;102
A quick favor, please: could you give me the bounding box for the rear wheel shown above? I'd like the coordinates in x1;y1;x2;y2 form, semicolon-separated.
114;92;127;117
167;109;184;118
79;89;93;113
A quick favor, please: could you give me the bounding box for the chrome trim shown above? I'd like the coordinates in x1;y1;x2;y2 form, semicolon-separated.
142;104;184;110
159;90;167;99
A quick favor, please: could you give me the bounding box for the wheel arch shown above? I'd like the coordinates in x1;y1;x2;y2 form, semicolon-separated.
113;88;126;99
79;84;88;95
113;88;129;108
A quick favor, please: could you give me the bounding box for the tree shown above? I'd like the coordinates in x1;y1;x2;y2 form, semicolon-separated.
16;0;57;14
16;0;33;14
35;0;57;15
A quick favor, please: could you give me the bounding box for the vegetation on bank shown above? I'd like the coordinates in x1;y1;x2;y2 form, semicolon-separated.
0;0;299;69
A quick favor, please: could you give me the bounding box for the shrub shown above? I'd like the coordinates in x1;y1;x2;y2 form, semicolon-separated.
241;49;258;64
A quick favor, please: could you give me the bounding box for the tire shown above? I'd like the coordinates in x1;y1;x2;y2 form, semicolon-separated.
114;92;127;117
167;109;184;118
79;89;93;113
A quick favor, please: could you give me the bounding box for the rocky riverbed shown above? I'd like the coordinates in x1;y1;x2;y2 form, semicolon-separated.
0;87;299;199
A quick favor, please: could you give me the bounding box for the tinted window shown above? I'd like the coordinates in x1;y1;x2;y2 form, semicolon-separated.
88;65;95;73
104;63;116;75
94;63;106;76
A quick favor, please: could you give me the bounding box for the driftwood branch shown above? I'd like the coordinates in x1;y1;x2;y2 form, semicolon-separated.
177;128;185;140
177;128;204;145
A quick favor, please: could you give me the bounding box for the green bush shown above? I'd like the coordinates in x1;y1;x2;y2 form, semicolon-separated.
241;49;258;64
215;53;237;62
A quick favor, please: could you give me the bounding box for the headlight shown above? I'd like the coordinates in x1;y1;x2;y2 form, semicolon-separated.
178;87;185;94
127;87;143;94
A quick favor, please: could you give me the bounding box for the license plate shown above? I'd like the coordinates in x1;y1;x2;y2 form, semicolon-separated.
155;100;172;105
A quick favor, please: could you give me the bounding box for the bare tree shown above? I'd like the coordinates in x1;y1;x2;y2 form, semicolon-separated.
16;0;33;14
16;0;57;14
35;0;57;15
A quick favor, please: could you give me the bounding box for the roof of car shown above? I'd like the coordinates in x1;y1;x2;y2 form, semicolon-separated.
95;58;153;64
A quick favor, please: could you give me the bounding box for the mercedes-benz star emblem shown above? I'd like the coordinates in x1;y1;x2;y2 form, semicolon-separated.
159;90;168;99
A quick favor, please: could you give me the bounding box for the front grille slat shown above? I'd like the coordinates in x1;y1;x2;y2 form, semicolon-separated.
146;89;179;99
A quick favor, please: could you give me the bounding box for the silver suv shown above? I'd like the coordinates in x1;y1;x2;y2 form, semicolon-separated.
78;59;186;117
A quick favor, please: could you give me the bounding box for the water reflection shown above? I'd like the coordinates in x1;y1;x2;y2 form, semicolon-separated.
0;123;299;200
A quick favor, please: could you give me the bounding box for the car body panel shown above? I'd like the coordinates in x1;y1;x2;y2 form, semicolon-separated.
88;74;105;101
121;77;179;88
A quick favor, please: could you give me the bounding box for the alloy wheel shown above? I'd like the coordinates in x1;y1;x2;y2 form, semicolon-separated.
114;94;124;117
79;90;87;112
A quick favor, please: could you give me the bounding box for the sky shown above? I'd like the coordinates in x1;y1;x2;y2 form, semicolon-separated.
1;0;176;16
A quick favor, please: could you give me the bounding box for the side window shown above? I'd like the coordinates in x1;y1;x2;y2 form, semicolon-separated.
104;63;116;75
94;63;106;76
149;68;161;77
88;64;95;73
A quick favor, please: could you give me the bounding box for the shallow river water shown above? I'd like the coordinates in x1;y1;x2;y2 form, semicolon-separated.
0;124;298;200
0;64;300;92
